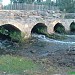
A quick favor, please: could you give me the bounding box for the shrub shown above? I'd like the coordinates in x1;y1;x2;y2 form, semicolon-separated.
54;23;65;34
0;26;23;42
31;23;47;35
9;31;21;42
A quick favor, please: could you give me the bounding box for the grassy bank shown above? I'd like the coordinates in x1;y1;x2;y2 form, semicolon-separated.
0;55;40;74
0;55;63;75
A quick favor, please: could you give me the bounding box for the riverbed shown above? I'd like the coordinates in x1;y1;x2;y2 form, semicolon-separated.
0;34;75;75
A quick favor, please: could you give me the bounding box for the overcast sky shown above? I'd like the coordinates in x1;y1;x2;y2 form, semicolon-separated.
51;0;56;2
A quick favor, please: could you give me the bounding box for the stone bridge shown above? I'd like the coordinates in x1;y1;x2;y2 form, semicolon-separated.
0;10;75;38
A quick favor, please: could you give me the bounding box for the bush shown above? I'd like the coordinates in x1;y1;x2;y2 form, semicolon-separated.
9;31;21;42
0;26;22;42
31;23;47;35
54;23;65;34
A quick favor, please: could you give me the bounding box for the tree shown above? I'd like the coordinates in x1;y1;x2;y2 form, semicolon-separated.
37;0;41;3
57;0;75;13
25;0;35;4
10;0;35;3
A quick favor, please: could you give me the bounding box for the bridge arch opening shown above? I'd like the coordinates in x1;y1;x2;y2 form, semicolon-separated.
31;23;47;35
70;21;75;32
0;24;21;42
54;23;65;34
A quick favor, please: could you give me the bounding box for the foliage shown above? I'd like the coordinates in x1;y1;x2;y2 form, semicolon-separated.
37;0;41;3
9;31;21;42
0;27;9;35
57;0;75;13
10;0;35;3
54;23;65;34
0;27;23;42
46;33;67;40
31;23;47;35
37;27;47;35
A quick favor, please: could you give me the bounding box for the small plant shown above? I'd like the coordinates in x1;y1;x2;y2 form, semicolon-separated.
9;31;21;42
37;27;47;35
0;27;9;35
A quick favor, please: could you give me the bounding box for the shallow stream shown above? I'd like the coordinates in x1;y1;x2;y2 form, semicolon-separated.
0;34;75;74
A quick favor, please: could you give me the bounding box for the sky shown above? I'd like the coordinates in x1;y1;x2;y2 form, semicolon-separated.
2;0;10;5
52;0;56;1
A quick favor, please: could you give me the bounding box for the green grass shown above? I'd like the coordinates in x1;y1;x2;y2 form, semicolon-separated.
68;71;75;74
0;55;40;74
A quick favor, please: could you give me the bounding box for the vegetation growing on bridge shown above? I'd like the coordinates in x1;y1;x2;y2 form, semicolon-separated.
31;23;67;40
31;23;48;35
0;24;22;42
54;23;65;34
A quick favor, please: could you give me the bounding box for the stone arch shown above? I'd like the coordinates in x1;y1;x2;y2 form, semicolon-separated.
70;21;75;32
1;24;21;32
0;24;21;41
31;23;48;35
54;22;65;34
